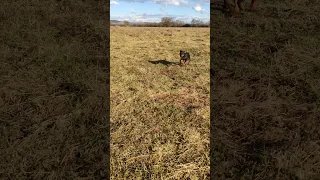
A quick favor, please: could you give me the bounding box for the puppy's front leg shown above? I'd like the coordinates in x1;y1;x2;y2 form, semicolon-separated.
180;59;183;66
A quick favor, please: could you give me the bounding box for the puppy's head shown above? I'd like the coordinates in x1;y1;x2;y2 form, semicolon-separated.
180;50;186;58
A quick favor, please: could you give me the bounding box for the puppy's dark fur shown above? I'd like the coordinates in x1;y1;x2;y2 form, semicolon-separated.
180;50;191;65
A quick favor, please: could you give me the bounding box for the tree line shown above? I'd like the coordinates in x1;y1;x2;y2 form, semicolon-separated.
111;17;210;27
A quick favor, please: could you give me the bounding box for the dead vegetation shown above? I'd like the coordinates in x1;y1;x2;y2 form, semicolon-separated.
211;0;320;179
1;0;109;179
110;27;210;179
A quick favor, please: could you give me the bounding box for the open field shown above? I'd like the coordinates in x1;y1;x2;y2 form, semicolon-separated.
110;27;210;179
2;0;320;179
211;0;320;179
1;1;109;179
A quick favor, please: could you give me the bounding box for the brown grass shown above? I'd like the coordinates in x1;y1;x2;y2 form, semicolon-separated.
0;0;109;179
211;0;320;179
110;27;210;179
2;0;319;179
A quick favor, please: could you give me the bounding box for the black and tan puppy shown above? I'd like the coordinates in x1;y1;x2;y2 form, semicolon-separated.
180;50;191;65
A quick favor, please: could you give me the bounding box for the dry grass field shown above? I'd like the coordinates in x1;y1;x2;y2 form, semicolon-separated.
211;0;320;179
1;1;109;179
110;27;210;179
2;0;320;179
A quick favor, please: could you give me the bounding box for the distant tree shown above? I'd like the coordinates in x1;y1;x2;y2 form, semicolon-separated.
183;23;191;27
174;20;185;27
123;20;130;26
191;18;204;27
149;22;157;27
161;17;173;27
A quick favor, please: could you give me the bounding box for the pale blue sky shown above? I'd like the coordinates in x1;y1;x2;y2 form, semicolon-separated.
110;0;210;23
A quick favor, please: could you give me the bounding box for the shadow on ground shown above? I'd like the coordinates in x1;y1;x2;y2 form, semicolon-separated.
148;59;180;66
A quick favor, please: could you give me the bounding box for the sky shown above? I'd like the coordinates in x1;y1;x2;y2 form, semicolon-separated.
110;0;210;23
